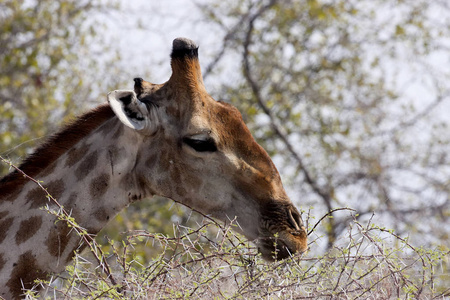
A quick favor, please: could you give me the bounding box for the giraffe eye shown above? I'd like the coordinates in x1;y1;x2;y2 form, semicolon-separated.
183;137;217;152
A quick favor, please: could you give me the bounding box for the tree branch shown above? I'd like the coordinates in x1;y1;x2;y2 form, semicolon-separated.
240;0;336;248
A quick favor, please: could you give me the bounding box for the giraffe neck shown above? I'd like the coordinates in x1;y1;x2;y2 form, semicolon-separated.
0;107;148;299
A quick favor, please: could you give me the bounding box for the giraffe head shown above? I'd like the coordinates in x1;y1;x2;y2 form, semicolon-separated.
108;38;307;260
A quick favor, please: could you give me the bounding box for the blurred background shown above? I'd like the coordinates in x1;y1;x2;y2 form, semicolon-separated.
1;0;449;261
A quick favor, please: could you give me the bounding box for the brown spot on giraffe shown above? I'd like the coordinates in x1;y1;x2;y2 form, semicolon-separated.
0;252;5;272
176;185;187;196
65;193;81;221
158;152;171;172
65;192;78;208
26;187;46;208
28;179;65;209
38;160;58;178
75;150;99;180
65;144;89;168
107;145;118;159
145;153;158;169
119;175;134;191
16;216;43;245
47;179;65;198
0;217;13;244
46;221;72;258
89;173;110;198
6;251;47;299
170;167;181;183
1;189;20;203
107;146;127;176
0;210;8;219
166;105;180;119
93;207;108;222
137;175;157;195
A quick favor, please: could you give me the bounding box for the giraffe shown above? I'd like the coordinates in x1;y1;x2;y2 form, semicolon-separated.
0;38;307;299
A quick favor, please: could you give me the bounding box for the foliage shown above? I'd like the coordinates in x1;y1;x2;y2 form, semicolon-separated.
28;203;450;299
98;197;197;263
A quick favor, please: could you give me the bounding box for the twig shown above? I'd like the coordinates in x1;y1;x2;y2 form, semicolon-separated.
308;207;356;236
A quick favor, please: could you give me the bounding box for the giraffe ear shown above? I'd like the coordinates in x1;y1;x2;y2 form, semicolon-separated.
107;90;152;132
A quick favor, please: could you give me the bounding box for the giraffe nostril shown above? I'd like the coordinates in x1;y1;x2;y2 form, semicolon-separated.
287;208;303;232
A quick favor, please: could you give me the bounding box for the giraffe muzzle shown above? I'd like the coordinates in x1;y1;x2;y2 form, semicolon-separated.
257;205;308;261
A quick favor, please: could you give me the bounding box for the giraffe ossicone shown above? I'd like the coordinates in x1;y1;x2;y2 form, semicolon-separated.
0;37;307;299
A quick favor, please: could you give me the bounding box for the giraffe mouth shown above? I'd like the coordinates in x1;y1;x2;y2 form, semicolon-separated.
256;205;308;261
256;227;308;261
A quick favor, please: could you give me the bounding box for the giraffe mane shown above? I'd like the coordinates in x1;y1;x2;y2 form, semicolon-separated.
0;104;115;199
